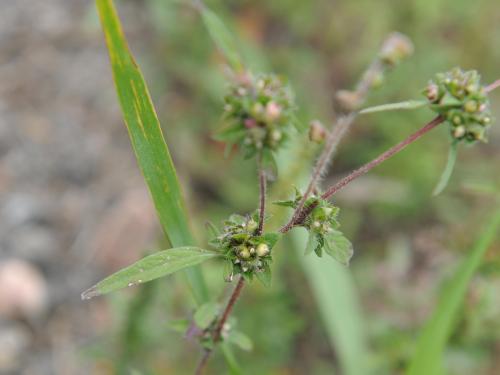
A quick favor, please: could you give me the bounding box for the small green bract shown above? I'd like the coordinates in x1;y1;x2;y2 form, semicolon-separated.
210;212;279;285
424;67;492;143
217;72;295;158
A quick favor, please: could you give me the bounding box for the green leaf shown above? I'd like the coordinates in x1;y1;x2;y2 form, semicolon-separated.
166;318;190;333
194;302;219;329
432;140;458;196
227;331;254;351
304;232;319;255
223;259;234;282
255;261;272;287
406;209;500;375
273;199;297;208
199;6;244;72
324;230;354;266
359;99;427;114
81;247;219;299
95;0;209;304
262;232;282;248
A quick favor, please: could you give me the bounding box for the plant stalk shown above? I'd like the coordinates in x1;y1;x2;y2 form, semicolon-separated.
195;276;245;374
280;115;444;232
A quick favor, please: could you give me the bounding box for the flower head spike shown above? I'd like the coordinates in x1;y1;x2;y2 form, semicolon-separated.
424;68;493;143
217;72;296;158
210;212;280;285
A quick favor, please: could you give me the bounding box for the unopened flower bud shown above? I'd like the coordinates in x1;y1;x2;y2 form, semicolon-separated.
452;115;462;125
426;84;439;102
453;125;466;138
271;130;282;142
256;243;270;257
244;118;257;129
379;32;414;66
239;247;251;259
249;247;256;255
246;219;258;232
336;90;361;110
464;100;478;113
309;120;327;143
265;102;282;122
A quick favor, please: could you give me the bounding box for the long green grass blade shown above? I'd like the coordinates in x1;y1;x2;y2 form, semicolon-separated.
406;208;500;375
82;247;218;299
95;0;209;304
291;229;368;375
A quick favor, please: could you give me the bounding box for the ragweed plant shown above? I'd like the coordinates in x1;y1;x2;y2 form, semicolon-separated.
83;1;499;374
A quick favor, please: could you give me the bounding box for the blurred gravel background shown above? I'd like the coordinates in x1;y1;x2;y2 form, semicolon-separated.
0;1;160;373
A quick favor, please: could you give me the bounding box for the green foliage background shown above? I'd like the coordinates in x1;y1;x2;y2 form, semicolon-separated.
86;0;500;374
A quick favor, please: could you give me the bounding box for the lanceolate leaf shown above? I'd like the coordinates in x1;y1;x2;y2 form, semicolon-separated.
406;209;500;375
359;99;427;114
95;0;209;303
194;302;219;329
432;140;458;196
199;6;244;72
82;247;220;300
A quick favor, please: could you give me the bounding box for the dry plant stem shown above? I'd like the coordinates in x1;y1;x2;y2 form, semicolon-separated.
257;154;267;235
195;277;246;374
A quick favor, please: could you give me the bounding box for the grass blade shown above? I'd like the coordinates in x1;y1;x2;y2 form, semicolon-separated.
82;247;219;300
95;0;209;303
406;208;500;375
290;229;369;375
199;5;244;72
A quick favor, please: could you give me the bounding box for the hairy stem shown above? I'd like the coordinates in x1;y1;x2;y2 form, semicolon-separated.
282;39;398;233
195;277;245;374
321;115;444;199
283;114;354;233
485;79;500;93
280;116;444;233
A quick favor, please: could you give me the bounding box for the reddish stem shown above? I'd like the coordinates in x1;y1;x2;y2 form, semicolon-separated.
194;277;245;375
321;115;444;200
485;79;500;93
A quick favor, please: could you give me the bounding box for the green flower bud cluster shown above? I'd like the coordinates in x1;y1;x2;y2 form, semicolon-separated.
217;72;295;158
424;68;492;143
275;190;353;264
209;213;279;284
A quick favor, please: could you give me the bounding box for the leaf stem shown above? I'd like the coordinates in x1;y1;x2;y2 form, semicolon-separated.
195;277;246;374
